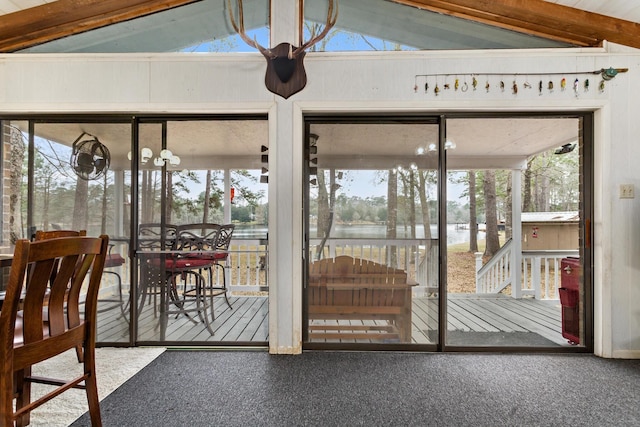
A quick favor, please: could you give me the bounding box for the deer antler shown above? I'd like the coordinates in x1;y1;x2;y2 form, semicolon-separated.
227;0;275;58
226;0;338;98
292;0;338;57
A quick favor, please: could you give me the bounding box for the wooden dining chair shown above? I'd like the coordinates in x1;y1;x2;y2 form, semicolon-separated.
33;229;86;241
34;230;128;318
0;235;109;427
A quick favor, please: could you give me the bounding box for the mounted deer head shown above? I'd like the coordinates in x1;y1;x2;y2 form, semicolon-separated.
228;0;338;99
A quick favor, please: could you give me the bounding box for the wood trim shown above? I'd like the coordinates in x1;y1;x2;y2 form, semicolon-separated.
0;0;203;52
391;0;640;49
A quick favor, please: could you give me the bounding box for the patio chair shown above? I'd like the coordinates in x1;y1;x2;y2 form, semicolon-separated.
100;244;129;318
0;235;109;427
209;223;235;309
170;223;234;311
165;224;221;332
137;223;177;317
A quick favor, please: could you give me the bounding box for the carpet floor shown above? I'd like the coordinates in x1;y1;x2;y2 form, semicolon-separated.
28;347;165;426
69;350;640;426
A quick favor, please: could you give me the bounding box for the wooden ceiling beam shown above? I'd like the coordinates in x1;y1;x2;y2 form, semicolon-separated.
392;0;640;49
0;0;203;52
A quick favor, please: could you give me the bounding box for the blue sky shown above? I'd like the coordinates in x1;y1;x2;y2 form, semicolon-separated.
184;26;416;53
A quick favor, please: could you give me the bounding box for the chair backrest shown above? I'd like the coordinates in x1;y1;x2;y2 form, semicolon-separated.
139;223;177;250
215;224;235;252
34;229;87;241
0;236;108;348
0;235;109;424
175;223;221;253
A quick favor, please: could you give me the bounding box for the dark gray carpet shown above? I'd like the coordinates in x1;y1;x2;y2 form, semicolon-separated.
71;351;640;426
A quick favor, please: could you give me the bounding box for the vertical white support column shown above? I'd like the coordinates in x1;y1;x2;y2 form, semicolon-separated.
224;168;231;224
269;0;302;354
271;0;301;46
511;168;523;299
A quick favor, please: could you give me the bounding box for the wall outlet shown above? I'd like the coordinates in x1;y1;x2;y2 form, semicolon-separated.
619;184;635;199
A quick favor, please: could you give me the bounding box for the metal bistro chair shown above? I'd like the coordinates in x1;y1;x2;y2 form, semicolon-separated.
137;223;177;317
209;223;235;309
162;224;221;334
172;224;234;311
0;235;109;427
101;245;128;317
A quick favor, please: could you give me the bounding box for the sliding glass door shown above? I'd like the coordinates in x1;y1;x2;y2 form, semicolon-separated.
133;118;269;345
304;118;441;349
444;116;591;350
303;113;593;352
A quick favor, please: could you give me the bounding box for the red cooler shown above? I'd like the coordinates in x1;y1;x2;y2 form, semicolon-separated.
559;257;581;344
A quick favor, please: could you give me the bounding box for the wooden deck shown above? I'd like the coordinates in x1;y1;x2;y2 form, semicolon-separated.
96;293;571;347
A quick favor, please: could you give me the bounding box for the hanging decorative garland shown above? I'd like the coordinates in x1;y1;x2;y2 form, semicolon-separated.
414;67;628;96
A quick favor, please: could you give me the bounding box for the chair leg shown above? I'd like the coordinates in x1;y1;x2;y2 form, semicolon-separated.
100;270;129;321
83;347;102;427
14;367;31;427
192;273;214;335
215;262;233;309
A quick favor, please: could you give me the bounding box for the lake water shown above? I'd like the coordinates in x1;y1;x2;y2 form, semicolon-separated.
234;224;481;246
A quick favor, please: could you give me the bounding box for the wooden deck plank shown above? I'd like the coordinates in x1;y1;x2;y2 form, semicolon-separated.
223;297;269;341
237;298;269;341
447;299;502;332
452;298;528;333
96;293;573;348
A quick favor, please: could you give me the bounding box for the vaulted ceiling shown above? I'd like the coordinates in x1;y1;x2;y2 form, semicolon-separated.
0;0;639;53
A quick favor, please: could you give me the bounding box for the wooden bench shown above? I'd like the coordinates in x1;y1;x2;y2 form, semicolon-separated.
308;255;415;342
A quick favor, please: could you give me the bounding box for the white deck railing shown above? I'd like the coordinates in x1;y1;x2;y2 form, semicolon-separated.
105;238;269;294
475;240;579;300
225;239;269;293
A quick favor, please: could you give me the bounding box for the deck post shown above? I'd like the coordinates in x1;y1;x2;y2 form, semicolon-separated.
475;252;484;293
224;168;231;224
511;169;523;298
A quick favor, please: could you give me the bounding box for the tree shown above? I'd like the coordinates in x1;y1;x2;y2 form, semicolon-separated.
483;170;500;257
9;126;25;242
316;169;329;239
523;158;534;212
387;169;398;267
468;171;478;252
315;170;341;260
71;176;89;231
418;171;433;239
202;169;212;223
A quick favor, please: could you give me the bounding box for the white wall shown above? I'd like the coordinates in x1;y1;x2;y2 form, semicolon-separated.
1;42;639;357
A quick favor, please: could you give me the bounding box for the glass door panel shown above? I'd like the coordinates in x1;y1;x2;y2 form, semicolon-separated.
445;116;587;349
29;121;132;344
135;119;269;344
305;119;439;347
